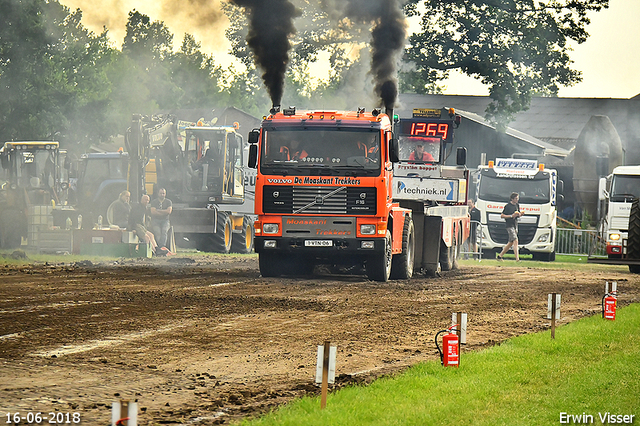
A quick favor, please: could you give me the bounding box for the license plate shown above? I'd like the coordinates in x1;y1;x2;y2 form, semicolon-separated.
305;240;333;247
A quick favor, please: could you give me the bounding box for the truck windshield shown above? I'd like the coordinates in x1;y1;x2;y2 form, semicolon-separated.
610;175;640;202
478;174;551;204
397;135;440;163
260;128;380;176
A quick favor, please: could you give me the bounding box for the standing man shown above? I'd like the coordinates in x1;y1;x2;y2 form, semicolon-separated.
150;188;172;252
467;199;481;259
498;192;523;261
128;194;158;253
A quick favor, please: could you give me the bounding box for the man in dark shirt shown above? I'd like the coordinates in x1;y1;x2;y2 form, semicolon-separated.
111;190;131;229
128;194;158;253
498;192;523;261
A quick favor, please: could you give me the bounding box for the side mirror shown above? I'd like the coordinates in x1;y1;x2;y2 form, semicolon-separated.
248;130;260;144
456;147;467;166
248;144;258;169
598;177;608;201
389;138;399;163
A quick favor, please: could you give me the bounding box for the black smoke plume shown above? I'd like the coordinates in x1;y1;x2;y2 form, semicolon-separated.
320;0;407;111
229;0;299;107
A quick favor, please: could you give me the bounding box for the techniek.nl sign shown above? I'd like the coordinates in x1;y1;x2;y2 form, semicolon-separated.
393;178;460;202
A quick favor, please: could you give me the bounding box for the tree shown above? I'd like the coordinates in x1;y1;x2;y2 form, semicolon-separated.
403;0;609;129
0;0;116;147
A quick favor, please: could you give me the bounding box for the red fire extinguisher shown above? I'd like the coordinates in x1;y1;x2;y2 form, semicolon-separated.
435;325;459;367
602;292;617;320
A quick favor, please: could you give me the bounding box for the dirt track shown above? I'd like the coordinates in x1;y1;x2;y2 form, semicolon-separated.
1;255;639;425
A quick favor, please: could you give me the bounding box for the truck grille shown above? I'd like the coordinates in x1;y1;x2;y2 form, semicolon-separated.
488;220;539;245
263;186;376;215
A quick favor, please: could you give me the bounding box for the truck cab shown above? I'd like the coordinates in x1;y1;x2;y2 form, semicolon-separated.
600;165;640;258
476;158;560;261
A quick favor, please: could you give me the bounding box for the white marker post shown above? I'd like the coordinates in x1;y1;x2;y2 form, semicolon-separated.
112;400;137;426
547;293;561;339
452;312;467;365
605;281;617;296
315;341;336;409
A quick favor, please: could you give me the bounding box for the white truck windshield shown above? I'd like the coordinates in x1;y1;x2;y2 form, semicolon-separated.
478;174;551;204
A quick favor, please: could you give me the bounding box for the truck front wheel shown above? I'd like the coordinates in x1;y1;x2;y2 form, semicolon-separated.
259;252;282;277
391;217;415;280
366;230;392;282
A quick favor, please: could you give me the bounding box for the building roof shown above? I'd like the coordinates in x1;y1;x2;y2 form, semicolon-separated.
397;93;638;147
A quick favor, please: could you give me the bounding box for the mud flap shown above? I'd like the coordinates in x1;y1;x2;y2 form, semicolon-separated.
420;215;442;273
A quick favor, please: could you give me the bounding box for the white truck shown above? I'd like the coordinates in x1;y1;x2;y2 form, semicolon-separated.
599;165;640;259
475;158;561;261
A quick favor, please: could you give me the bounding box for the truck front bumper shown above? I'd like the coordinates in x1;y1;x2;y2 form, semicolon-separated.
255;236;385;259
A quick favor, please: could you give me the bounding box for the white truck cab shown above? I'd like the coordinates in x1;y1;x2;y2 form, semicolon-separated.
600;165;640;258
476;158;561;261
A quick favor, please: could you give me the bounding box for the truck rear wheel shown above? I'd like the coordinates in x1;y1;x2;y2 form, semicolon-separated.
366;230;392;282
627;198;640;274
440;239;455;271
391;217;415;279
231;217;254;254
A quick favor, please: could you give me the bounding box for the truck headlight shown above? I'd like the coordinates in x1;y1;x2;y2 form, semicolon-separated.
610;233;621;241
360;224;376;235
263;223;279;234
537;233;549;243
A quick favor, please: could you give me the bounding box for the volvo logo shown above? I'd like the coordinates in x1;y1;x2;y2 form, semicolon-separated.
273;191;280;198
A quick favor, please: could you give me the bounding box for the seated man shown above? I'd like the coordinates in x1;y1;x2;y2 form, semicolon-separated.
111;190;131;228
128;194;158;253
409;144;435;162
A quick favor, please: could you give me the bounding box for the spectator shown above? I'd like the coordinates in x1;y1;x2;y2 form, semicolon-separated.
111;190;131;229
498;192;523;261
150;188;172;252
128;194;158;253
408;144;435;162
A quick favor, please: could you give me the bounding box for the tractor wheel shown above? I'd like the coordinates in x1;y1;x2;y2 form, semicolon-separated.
231;217;255;254
211;212;233;253
391;216;415;280
627;198;640;273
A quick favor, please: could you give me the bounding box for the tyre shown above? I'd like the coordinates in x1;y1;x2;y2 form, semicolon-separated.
440;240;454;271
231;217;255;254
627;198;640;274
391;216;415;279
259;252;282;277
210;212;233;253
366;230;392;282
0;209;25;249
627;199;640;258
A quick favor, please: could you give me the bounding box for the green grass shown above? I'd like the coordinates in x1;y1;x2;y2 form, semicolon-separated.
239;304;640;426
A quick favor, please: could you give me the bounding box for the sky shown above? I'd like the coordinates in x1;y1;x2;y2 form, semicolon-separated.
59;0;640;100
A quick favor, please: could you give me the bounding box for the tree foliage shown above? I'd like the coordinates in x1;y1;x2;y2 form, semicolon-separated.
0;0;610;150
403;0;609;128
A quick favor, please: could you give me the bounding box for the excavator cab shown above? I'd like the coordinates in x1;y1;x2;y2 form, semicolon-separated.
183;126;244;204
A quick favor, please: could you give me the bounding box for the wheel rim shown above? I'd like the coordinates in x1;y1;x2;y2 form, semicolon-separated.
244;225;252;249
225;221;232;247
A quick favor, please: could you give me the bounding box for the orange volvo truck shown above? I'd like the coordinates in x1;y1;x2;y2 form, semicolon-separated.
247;106;469;281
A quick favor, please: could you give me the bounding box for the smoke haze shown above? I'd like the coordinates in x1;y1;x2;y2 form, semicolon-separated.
58;0;230;59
